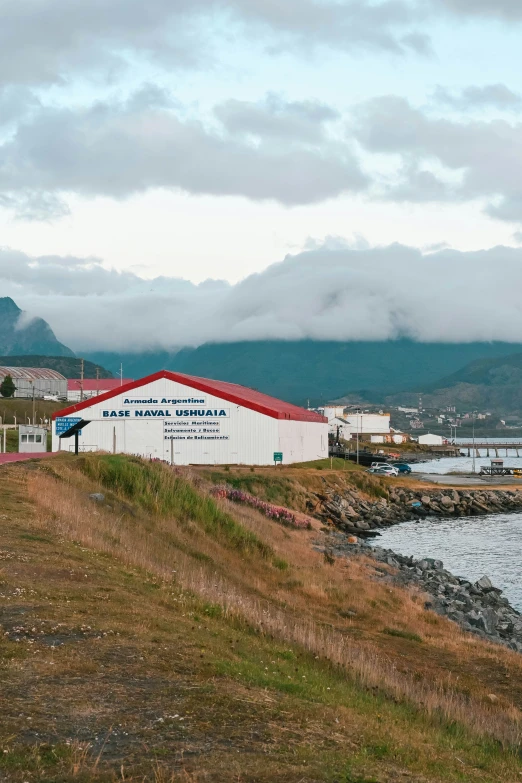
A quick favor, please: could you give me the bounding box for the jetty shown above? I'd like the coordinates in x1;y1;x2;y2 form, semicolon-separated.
457;441;522;457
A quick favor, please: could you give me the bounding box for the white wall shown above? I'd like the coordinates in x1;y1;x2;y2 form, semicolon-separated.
343;413;390;435
278;419;328;464
418;433;444;446
53;377;327;465
323;406;345;422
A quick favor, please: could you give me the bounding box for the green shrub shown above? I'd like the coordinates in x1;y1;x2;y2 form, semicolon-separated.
78;455;271;558
383;627;423;643
273;557;289;571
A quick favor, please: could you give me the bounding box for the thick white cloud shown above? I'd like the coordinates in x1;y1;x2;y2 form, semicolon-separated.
5;242;522;351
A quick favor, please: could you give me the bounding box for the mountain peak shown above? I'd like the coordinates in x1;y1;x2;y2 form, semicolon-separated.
0;297;74;357
0;297;22;316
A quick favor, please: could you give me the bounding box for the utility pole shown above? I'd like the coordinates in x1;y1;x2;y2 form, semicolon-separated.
356;408;360;465
120;363;123;385
96;367;100;396
472;411;476;474
31;381;36;425
79;358;85;402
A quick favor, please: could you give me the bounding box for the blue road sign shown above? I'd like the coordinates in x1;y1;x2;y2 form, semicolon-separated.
55;417;82;436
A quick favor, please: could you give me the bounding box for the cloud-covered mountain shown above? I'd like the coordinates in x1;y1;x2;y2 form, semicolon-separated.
0;297;73;357
6;242;522;353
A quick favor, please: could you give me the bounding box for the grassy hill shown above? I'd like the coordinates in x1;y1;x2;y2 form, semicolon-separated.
2;454;522;781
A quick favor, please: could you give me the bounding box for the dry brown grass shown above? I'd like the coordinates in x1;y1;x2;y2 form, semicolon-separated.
25;462;522;751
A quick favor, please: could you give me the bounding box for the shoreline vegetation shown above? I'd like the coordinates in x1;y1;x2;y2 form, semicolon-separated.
2;453;522;780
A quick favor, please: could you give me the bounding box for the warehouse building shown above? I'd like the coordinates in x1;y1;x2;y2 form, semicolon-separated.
0;366;67;399
52;370;328;465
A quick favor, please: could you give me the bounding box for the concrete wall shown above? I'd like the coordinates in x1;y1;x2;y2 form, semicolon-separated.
53;378;327;465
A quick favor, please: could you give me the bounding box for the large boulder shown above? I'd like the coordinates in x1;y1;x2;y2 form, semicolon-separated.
475;575;494;592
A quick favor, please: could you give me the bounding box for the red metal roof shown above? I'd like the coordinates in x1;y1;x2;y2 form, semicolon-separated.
53;370;327;423
67;378;133;392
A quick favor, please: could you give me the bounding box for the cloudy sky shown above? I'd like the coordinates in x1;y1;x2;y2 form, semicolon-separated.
4;0;522;350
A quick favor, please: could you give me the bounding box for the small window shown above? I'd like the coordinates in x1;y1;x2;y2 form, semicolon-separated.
28;434;35;443
35;434;42;443
21;434;28;443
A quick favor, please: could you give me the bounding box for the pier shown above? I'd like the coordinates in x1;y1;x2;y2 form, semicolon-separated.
456;441;522;457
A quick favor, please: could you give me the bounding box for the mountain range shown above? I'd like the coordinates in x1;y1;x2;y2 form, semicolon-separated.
4;296;522;408
88;340;522;406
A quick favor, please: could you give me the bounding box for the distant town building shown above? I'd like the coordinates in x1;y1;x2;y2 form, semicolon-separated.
371;432;409;445
410;419;424;429
397;406;418;414
418;433;444;446
343;413;390;435
327;412;391;440
322;406;346;422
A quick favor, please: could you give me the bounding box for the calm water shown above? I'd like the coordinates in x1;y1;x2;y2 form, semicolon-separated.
377;514;522;610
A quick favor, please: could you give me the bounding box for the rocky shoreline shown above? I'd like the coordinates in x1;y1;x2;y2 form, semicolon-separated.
312;485;522;536
319;531;522;652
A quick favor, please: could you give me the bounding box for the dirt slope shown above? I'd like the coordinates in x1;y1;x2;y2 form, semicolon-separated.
1;455;522;782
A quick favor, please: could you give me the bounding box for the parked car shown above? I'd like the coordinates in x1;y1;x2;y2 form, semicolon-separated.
370;461;393;469
374;465;399;476
367;465;399;476
394;463;412;474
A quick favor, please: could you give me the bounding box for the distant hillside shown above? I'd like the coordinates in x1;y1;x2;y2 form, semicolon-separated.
0;297;73;357
0;355;113;379
385;352;522;417
87;340;522;404
426;353;522;391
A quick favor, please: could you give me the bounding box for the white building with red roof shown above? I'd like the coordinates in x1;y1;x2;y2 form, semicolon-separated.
67;378;134;402
52;371;328;465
